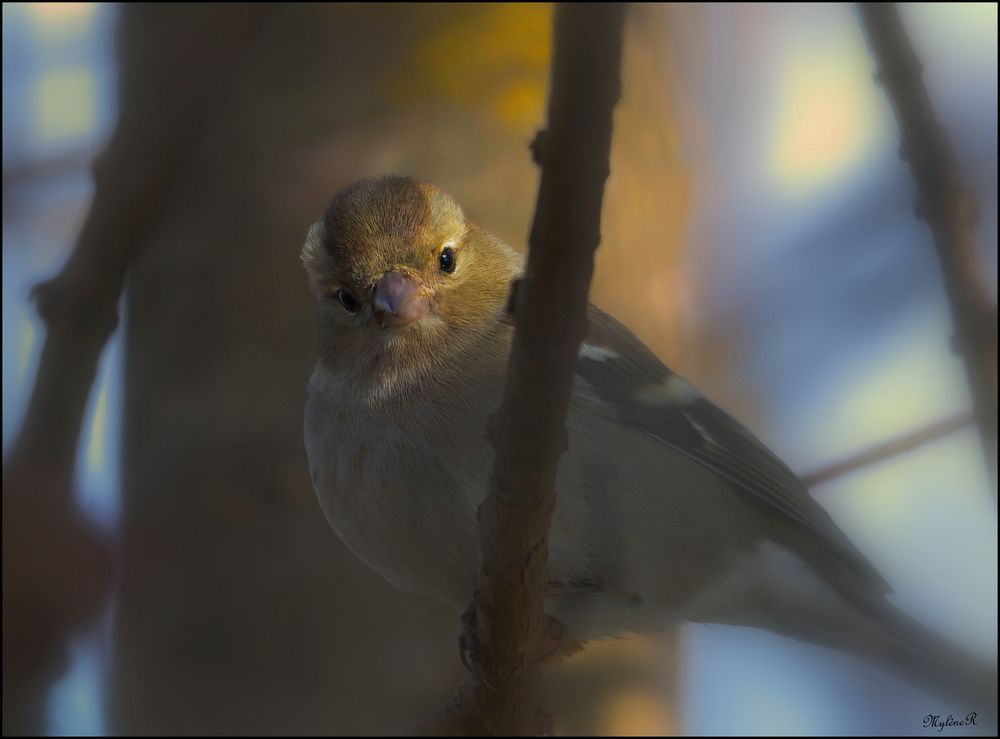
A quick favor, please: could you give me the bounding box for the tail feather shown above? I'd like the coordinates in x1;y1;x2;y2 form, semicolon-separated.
845;596;997;716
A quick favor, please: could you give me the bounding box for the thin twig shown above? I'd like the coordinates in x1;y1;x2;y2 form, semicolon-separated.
858;3;998;492
803;412;974;488
419;4;626;735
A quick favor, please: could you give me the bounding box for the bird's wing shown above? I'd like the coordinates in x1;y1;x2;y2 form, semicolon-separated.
576;304;890;593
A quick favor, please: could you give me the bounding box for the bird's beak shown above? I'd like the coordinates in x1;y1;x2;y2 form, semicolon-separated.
372;271;430;328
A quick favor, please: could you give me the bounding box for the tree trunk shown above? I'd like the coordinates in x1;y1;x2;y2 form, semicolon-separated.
108;4;691;733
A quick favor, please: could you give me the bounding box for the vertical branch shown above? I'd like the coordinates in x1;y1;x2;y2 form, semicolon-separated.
477;0;625;724
858;3;998;490
422;3;625;735
1;8;271;734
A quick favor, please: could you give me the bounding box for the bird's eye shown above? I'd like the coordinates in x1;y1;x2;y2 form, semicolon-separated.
335;288;358;313
439;246;456;274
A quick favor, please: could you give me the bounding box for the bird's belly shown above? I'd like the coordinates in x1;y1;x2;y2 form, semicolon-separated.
305;392;481;609
305;370;763;625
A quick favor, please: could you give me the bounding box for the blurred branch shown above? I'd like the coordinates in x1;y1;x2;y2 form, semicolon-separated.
803;412;973;488
1;7;272;734
419;4;625;735
3;148;96;186
2;148;97;218
858;3;998;493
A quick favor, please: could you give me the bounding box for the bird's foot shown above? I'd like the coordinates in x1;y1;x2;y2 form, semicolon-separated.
537;614;585;665
459;604;583;685
459;600;496;691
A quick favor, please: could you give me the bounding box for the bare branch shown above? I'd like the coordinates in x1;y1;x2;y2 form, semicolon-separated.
803;412;973;488
419;4;626;734
858;3;998;492
2;8;272;733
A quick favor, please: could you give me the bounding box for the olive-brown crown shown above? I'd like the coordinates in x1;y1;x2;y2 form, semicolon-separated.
302;175;523;391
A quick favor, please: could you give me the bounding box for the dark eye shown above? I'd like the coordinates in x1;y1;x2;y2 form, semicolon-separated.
335;288;358;313
439;246;456;274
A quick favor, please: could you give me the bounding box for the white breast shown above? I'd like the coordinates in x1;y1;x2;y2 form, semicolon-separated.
304;364;482;610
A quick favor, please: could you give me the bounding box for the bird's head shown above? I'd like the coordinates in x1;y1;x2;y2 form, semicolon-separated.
302;175;523;391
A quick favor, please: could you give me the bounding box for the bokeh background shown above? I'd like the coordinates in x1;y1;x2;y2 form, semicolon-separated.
2;2;996;735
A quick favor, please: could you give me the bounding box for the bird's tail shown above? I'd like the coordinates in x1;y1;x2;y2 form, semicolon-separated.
848;596;997;720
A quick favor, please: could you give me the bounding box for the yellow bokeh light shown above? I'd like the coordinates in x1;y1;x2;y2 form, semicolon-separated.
768;40;878;195
33;67;96;141
599;687;673;736
26;2;95;29
390;3;551;131
819;318;964;458
952;1;998;25
916;2;998;44
16;313;37;385
86;371;108;472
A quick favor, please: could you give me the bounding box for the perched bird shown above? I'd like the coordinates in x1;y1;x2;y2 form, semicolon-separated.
302;175;992;704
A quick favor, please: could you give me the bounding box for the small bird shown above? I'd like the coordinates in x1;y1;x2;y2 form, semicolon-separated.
302;175;991;704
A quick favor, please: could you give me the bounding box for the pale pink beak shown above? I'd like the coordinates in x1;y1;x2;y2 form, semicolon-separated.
373;271;429;328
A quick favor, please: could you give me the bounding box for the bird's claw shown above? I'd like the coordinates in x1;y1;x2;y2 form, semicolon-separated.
536;613;569;663
459;600;496;691
459;603;576;685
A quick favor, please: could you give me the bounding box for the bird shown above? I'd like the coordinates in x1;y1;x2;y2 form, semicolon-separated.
301;174;993;706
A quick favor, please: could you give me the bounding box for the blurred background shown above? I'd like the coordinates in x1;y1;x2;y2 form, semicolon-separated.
2;2;996;735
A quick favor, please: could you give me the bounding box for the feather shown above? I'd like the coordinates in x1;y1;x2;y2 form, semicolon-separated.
576;304;890;594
